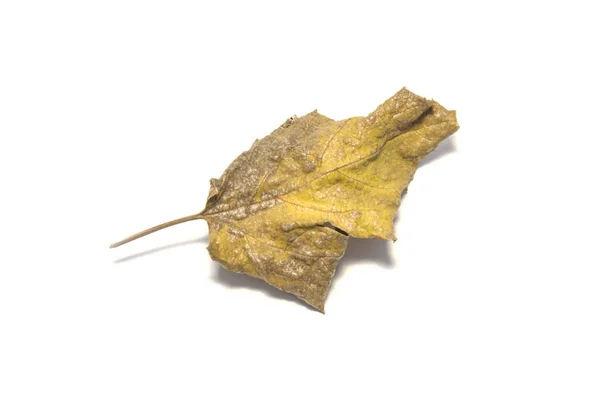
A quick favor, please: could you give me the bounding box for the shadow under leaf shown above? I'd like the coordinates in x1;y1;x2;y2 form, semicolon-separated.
211;262;317;311
113;236;208;264
420;136;457;166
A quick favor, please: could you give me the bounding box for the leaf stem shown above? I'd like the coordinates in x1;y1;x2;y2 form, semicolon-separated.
109;212;204;248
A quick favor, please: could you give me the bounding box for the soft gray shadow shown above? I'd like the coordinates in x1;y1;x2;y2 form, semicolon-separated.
420;136;457;166
334;237;393;279
326;237;394;299
211;263;317;311
114;235;208;263
343;237;393;266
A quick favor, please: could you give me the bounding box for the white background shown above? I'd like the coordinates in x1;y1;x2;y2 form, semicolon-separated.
1;1;599;399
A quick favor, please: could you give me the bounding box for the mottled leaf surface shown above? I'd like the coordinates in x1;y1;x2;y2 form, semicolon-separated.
201;88;459;311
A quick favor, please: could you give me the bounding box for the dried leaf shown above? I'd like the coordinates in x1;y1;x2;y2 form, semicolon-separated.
111;88;459;312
